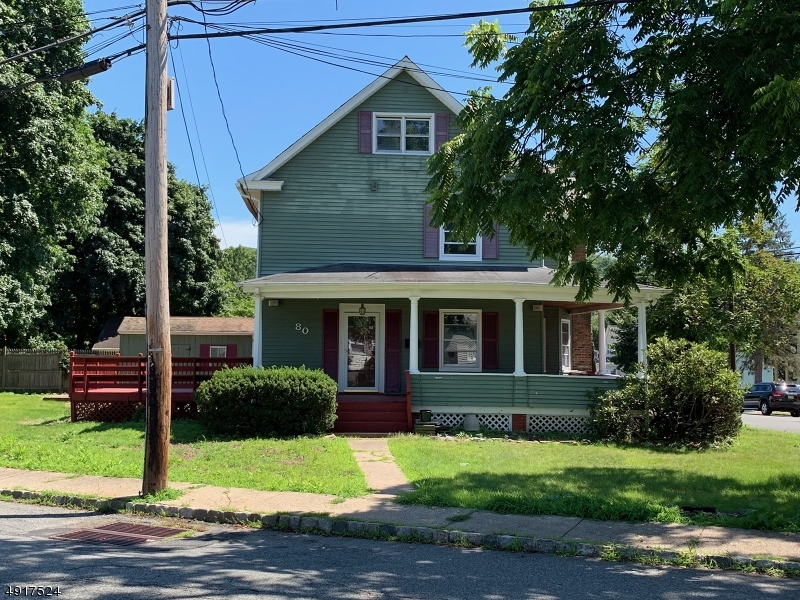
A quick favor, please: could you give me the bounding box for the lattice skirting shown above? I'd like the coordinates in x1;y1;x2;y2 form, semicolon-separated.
71;400;197;422
431;413;511;432
527;415;588;435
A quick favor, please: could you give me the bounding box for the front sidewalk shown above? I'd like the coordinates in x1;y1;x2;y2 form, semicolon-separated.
1;465;798;564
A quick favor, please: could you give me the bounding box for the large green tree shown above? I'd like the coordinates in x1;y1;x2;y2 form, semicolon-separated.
0;0;107;346
46;113;224;348
217;245;257;317
428;1;800;302
610;217;800;378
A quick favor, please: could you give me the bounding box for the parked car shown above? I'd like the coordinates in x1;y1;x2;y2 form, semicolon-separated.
743;382;800;416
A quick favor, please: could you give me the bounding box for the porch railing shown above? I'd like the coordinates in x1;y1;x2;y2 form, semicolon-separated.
409;372;620;411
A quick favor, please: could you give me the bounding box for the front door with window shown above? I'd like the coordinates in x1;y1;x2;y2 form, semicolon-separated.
338;304;385;392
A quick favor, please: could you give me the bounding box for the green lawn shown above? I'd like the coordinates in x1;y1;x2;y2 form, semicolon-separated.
0;393;368;497
388;429;800;532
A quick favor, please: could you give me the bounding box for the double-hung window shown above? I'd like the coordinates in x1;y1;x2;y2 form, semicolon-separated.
440;224;482;261
440;310;481;371
375;115;432;154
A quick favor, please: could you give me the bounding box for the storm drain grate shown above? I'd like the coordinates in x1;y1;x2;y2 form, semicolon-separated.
51;522;186;546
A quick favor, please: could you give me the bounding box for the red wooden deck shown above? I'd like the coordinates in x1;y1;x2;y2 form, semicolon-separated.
68;354;252;422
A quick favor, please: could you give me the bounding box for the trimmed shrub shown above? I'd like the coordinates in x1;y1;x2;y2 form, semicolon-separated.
194;366;338;437
588;338;743;447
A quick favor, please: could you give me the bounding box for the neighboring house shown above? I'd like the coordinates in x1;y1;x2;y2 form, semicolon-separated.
97;316;254;358
736;355;774;387
237;57;666;433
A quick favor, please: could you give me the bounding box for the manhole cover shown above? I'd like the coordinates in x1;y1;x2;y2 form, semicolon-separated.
51;522;187;546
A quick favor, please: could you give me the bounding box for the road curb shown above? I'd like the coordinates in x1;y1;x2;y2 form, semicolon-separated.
2;489;798;577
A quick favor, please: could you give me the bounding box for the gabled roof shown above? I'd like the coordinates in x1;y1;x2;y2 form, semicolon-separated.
236;57;463;218
118;317;254;336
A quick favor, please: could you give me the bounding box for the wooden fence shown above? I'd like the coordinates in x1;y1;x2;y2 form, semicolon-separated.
0;348;116;393
0;348;66;392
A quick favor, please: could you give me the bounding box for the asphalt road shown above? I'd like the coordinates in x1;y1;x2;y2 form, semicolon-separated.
2;502;798;600
742;411;800;433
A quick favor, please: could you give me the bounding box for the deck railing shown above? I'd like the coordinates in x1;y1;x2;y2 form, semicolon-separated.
68;353;252;400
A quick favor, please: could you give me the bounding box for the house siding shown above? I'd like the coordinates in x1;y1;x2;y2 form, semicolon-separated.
261;298;563;390
259;72;543;276
120;334;252;358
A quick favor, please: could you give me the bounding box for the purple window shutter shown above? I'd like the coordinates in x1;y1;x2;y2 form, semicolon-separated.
482;312;499;369
322;309;339;381
422;311;439;369
358;111;372;153
435;113;450;151
483;223;500;259
225;344;238;358
384;309;402;393
199;344;210;358
423;204;439;258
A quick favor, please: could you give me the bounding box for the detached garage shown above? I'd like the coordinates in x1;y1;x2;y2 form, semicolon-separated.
114;316;254;358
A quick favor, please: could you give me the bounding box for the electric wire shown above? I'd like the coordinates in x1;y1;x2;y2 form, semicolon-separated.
170;39;228;247
199;10;253;221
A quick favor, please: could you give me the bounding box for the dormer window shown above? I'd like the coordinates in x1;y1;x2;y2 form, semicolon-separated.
374;114;432;154
440;224;482;261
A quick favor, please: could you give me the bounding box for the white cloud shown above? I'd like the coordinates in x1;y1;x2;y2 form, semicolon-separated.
215;219;258;249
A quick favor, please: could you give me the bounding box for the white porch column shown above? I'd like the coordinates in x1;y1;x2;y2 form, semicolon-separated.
513;298;525;376
409;297;420;374
253;289;262;368
598;309;607;374
637;300;647;367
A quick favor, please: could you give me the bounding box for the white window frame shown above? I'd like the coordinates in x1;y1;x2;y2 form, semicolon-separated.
560;319;572;371
439;226;483;262
373;113;434;155
209;345;227;358
440;309;482;372
338;303;385;393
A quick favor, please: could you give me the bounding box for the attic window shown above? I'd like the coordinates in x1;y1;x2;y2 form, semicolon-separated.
375;115;432;154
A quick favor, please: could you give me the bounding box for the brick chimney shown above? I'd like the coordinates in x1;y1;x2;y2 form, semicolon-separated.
570;245;594;372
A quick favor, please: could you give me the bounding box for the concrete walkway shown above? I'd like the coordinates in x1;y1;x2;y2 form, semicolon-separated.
346;438;414;497
1;465;799;561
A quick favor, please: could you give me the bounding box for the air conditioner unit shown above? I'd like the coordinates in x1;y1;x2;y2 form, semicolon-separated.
532;305;543;312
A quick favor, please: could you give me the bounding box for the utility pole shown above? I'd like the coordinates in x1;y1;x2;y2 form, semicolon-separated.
142;0;172;495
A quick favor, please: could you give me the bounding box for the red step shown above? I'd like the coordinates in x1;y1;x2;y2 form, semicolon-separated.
333;397;409;433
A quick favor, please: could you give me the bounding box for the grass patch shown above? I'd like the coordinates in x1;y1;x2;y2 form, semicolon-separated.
141;487;183;502
0;393;368;497
388;428;800;533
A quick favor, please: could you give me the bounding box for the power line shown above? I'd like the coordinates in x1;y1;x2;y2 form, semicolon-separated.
170;40;228;247
169;1;645;40
200;11;253;224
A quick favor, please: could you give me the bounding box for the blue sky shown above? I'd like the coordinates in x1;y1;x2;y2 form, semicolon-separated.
81;0;799;248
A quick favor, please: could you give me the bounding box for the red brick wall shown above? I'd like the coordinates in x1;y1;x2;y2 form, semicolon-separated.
571;245;594;372
571;312;594;372
512;414;526;432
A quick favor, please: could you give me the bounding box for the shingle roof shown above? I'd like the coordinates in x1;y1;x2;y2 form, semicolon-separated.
118;317;254;335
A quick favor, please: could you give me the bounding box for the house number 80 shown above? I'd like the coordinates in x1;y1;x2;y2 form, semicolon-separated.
295;323;309;335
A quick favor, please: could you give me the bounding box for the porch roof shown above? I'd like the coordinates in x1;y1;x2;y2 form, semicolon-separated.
240;263;667;306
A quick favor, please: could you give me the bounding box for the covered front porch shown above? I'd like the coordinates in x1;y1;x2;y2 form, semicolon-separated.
242;264;666;433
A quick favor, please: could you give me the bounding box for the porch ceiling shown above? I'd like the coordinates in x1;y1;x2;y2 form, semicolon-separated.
240;263;668;304
543;301;625;314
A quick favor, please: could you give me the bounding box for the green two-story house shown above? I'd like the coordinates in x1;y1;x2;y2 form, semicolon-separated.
238;58;664;434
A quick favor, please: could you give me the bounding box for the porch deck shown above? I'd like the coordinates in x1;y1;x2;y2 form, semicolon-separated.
68;354;252;422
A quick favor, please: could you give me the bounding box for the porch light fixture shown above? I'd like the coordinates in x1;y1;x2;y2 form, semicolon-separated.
358;303;367;316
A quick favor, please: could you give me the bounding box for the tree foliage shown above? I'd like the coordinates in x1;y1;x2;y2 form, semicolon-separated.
0;0;107;346
610;216;800;376
217;245;257;317
428;2;800;302
46;113;224;348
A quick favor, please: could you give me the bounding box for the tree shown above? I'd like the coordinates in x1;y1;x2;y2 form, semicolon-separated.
46;112;224;348
0;0;107;346
217;245;257;317
609;216;800;379
428;3;800;302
